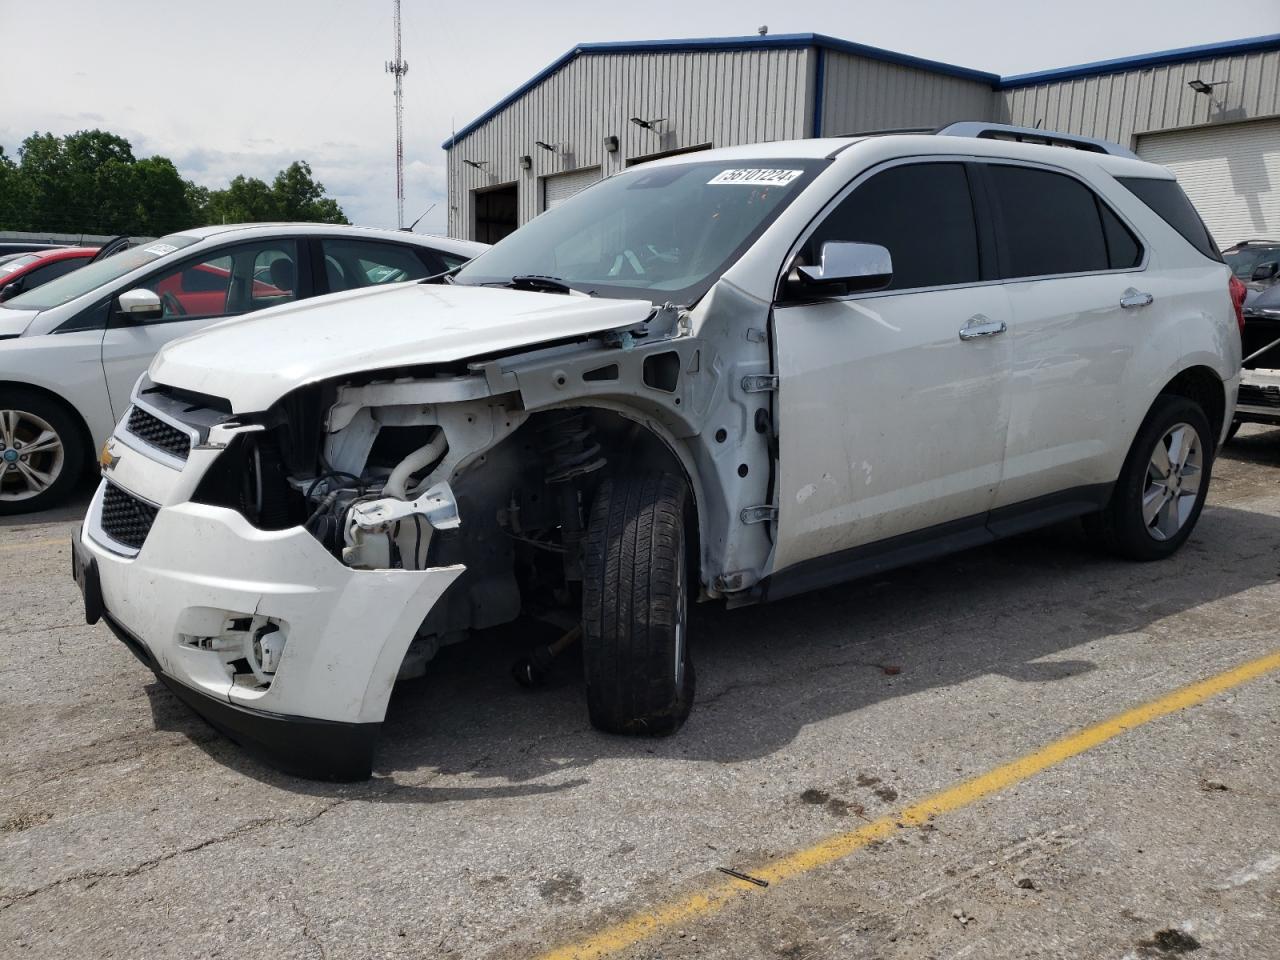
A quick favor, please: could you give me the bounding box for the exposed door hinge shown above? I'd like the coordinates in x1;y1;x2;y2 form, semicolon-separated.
740;504;778;524
741;374;779;393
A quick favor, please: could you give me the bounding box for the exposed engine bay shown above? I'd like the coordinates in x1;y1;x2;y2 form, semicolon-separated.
166;291;778;684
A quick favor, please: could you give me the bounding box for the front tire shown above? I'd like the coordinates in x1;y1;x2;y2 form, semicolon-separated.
0;389;85;516
582;473;694;735
1085;394;1214;561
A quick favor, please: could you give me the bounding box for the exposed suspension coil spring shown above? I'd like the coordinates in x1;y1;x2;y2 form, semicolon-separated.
539;411;607;483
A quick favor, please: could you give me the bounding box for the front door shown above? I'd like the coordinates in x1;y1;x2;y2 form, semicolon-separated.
101;239;303;418
771;160;1012;573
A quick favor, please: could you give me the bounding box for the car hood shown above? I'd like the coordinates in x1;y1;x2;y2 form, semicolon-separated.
0;306;39;338
149;282;655;412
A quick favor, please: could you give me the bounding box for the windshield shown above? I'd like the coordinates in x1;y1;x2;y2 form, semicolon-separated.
454;159;827;303
1225;245;1280;280
5;235;201;311
1;254;39;275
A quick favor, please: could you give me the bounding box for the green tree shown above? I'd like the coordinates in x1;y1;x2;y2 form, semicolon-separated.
271;161;348;224
0;129;349;234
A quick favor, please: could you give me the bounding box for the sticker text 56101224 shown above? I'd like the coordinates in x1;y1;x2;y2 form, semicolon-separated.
707;169;804;186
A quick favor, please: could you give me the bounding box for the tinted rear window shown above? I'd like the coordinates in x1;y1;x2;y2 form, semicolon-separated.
1116;177;1222;262
987;165;1111;278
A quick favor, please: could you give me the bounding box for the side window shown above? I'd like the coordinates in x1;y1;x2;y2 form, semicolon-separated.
804;162;980;292
321;239;435;292
144;241;299;321
987;166;1113;278
22;258;87;290
438;252;470;272
1098;203;1143;270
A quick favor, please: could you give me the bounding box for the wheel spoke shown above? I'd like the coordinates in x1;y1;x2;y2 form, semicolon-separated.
20;429;61;457
1167;427;1189;474
1176;490;1198;528
1179;462;1202;495
15;460;54;493
1155;494;1180;540
0;410;15;447
1142;484;1168;526
1149;440;1171;481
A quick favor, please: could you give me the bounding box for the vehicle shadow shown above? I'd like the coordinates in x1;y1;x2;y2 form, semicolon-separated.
146;501;1280;800
0;475;96;528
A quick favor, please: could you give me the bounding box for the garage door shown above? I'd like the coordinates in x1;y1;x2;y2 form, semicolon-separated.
1137;119;1280;246
542;167;601;211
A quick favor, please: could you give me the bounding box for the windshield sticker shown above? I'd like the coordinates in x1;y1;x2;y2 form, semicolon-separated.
708;168;803;186
143;243;178;257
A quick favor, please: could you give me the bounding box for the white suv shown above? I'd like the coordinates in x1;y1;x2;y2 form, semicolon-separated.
73;124;1241;779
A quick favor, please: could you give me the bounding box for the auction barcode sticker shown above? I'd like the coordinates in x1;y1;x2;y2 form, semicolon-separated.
144;243;178;256
708;168;803;186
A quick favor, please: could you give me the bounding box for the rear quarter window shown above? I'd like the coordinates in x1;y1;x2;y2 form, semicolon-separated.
1116;177;1222;263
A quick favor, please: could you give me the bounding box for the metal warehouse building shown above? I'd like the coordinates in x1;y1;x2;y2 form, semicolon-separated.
443;32;1280;245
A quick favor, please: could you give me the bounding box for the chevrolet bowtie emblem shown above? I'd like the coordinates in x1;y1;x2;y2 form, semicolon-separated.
99;440;120;473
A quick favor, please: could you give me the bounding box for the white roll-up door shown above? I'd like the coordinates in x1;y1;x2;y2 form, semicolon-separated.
1137;119;1280;245
542;167;601;211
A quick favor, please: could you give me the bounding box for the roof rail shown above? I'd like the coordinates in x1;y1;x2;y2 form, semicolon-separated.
936;122;1138;160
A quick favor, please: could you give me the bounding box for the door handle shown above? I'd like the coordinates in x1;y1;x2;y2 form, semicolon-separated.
1120;290;1154;309
958;317;1007;341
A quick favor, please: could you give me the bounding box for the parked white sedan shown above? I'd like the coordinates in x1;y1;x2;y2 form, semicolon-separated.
0;224;485;513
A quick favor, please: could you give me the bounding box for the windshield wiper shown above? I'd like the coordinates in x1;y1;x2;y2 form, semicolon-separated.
506;274;592;295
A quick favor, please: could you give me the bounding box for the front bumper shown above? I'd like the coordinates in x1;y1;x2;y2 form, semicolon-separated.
1234;368;1280;427
75;479;463;780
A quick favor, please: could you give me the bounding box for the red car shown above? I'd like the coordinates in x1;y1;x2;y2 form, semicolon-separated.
0;247;99;302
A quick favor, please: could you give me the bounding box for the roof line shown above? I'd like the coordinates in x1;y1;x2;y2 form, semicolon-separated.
998;32;1280;88
441;33;997;150
443;31;1280;149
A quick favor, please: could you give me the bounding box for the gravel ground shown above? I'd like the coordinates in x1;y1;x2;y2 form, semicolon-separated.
2;427;1278;959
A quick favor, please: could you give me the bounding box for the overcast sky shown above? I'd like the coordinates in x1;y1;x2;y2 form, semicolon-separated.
2;0;1277;235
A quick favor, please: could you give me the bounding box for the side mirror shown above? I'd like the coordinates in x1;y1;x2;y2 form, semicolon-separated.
1251;261;1279;282
0;280;20;302
791;241;893;296
117;288;163;321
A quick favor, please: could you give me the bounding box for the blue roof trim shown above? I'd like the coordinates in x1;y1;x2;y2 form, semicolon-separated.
442;33;998;149
999;32;1280;88
443;31;1280;149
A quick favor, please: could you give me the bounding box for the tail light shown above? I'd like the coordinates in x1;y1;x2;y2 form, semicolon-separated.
1229;274;1247;334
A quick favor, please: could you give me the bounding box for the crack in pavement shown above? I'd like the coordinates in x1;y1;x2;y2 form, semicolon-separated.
0;790;387;911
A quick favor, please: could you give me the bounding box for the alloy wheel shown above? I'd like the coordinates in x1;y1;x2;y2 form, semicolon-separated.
1142;422;1202;541
0;409;65;502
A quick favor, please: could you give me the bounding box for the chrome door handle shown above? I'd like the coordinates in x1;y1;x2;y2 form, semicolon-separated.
958;318;1007;341
1120;290;1154;308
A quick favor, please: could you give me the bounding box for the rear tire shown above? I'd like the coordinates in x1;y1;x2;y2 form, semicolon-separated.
582;473;694;736
0;388;86;516
1084;394;1213;561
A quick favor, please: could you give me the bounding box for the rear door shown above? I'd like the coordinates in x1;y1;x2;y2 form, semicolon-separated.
100;238;306;419
772;160;1013;572
981;162;1150;510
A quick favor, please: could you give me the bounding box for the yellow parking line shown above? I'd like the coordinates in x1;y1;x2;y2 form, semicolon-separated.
0;536;64;553
540;648;1280;960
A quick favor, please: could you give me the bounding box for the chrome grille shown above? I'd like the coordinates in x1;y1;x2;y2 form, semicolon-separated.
100;482;159;551
126;406;191;460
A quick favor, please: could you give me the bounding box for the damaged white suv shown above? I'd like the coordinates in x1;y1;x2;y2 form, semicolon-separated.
73;124;1241;779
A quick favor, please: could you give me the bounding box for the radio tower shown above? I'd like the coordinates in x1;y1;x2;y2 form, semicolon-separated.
385;0;409;228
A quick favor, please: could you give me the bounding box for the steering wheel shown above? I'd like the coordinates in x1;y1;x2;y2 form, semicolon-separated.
160;292;186;317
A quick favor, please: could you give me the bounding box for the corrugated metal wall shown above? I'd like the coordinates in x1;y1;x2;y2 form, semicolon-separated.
448;48;813;239
999;48;1280;147
819;52;996;137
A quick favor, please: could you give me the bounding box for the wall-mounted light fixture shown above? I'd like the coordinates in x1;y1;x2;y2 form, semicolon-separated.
629;117;666;131
462;159;488;170
535;140;558;153
603;135;619;153
1187;78;1231;109
519;154;532;170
